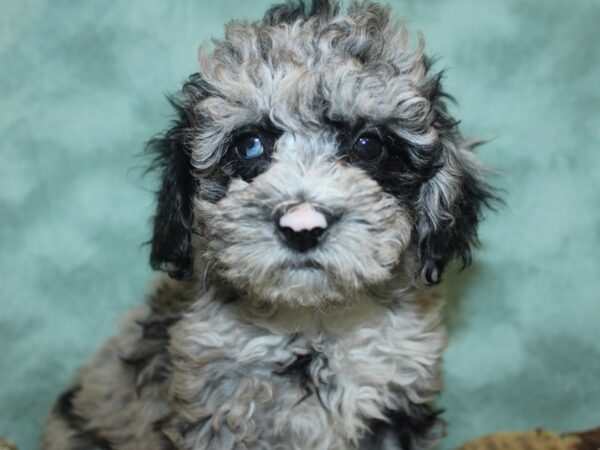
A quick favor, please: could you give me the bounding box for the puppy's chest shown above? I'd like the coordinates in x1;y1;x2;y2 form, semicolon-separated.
170;297;443;444
180;299;414;386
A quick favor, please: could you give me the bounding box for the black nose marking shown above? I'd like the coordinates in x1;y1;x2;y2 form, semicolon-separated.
278;226;326;252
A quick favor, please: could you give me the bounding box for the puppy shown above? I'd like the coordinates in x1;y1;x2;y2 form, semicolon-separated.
42;1;493;449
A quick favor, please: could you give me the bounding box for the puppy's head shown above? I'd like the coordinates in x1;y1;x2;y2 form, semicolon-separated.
149;0;493;306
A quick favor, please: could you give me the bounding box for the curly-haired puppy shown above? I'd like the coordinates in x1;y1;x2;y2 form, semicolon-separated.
42;1;493;449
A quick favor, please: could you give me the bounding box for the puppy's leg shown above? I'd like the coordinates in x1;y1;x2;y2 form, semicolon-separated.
41;277;191;450
41;329;173;450
41;386;113;450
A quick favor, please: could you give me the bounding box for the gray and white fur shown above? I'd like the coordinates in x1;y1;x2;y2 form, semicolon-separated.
41;1;493;449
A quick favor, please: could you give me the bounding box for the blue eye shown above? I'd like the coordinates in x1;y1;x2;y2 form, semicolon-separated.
236;135;264;160
352;134;384;161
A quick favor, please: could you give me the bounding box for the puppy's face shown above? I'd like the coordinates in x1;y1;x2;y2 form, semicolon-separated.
199;132;412;306
149;1;492;306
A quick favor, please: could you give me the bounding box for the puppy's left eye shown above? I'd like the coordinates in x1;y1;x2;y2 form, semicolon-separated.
351;135;385;161
235;135;264;160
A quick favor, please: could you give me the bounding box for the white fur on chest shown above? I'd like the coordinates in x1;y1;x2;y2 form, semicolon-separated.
168;287;446;449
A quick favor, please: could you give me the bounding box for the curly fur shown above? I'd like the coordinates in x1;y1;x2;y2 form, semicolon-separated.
41;1;493;449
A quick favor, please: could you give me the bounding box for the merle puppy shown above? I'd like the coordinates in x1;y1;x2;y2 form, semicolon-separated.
42;1;492;449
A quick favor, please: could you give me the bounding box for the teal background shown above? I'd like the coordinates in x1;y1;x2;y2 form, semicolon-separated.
1;0;599;448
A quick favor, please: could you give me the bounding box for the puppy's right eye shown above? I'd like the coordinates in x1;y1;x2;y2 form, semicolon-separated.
235;135;264;160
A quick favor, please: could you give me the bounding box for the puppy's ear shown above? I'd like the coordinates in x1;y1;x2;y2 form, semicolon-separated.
416;77;495;284
147;81;201;280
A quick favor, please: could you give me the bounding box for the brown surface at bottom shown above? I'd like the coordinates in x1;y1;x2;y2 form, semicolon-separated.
0;437;17;450
569;427;600;450
1;427;599;450
457;428;600;450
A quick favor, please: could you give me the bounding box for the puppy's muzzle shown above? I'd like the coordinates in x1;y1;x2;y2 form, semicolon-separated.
277;202;331;252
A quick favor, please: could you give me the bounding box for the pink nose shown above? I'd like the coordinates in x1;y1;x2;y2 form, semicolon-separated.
278;203;328;252
279;203;327;232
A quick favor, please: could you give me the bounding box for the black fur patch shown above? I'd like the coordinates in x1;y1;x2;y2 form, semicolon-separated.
275;351;314;387
54;386;79;419
219;122;283;183
329;121;439;217
262;0;340;26
141;318;176;340
274;337;333;410
151;414;179;450
418;161;496;285
359;404;444;450
146;75;210;280
121;315;179;394
53;386;114;450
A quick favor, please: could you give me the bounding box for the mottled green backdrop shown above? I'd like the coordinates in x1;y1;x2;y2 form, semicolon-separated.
1;0;599;448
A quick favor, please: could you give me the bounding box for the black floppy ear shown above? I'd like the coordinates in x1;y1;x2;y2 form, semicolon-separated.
147;91;198;280
417;146;493;284
416;81;495;284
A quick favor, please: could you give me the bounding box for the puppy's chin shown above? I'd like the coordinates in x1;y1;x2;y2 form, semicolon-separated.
211;253;401;308
244;266;347;307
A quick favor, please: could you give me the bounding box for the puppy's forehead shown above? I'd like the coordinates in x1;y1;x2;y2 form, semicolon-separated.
195;7;431;134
